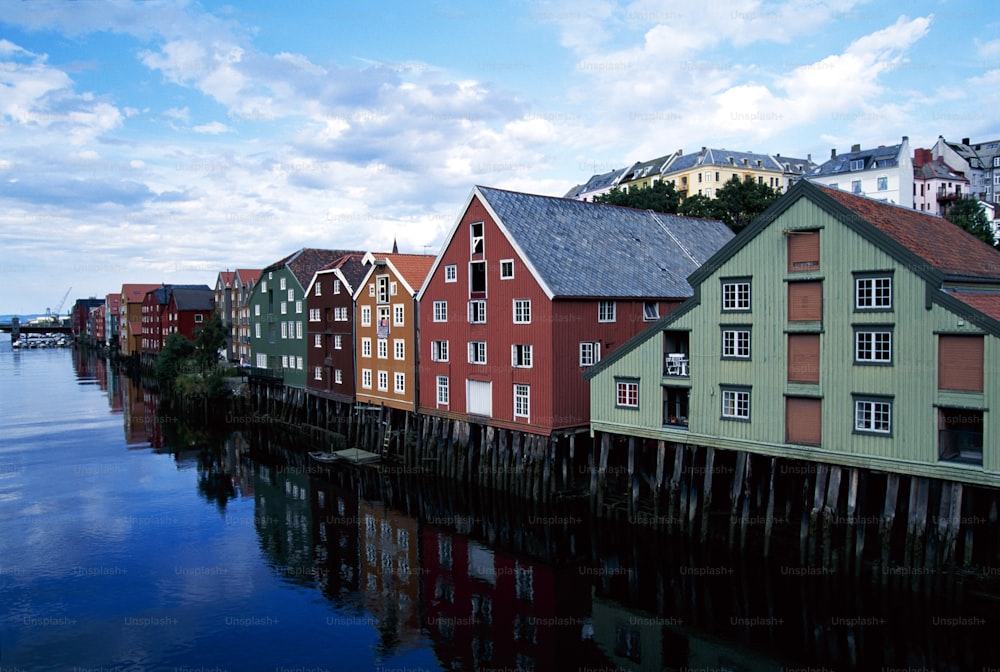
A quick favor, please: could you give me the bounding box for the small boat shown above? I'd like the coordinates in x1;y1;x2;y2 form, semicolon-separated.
308;451;340;464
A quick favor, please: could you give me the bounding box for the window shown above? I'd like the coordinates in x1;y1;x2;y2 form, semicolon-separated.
296;356;303;370
296;321;302;339
361;337;371;358
721;387;751;420
786;397;822;446
393;304;404;326
361;306;372;326
852;180;862;194
512;344;532;368
579;341;601;367
445;264;457;282
280;322;288;339
393;339;405;360
254;323;261;339
850;159;865;171
469;300;487;323
433;301;448;322
334;334;342;350
280;277;286;290
309;308;320;322
788;281;822;321
598;301;616;323
287;289;293;302
722;279;751;311
377;339;388;359
394;372;405;394
643;301;659;321
938;407;983;464
469;341;487;364
314;334;322;348
376;276;389;304
368;283;375;297
254;304;260;316
470;261;486;296
787;230;820;271
281;355;289;368
855;329;892;364
471;221;484;254
855;274;892;310
256;353;266;368
333;279;341;294
361;369;372;389
280;302;287;315
335;369;343;384
877;176;888;191
788;333;820;383
513;299;531;324
722;328;751;359
938;335;984;392
616;379;639;408
390;281;397;296
854;397;892;435
436;376;449;405
514;384;530;419
500;260;514;279
377;370;389;392
431;340;449;362
334;307;348;321
295;300;302;314
314;366;323;381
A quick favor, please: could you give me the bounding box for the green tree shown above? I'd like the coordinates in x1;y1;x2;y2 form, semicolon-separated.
712;175;781;233
193;312;228;373
593;180;681;214
678;193;716;219
156;333;195;384
946;198;995;247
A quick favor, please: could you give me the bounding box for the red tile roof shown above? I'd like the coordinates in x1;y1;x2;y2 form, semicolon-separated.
121;283;160;304
946;289;1000;323
218;271;235;288
816;185;1000;280
383;253;435;294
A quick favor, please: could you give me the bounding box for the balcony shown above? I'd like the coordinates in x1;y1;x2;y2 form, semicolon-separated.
938;429;983;465
664;353;689;377
662;387;689;428
936;187;963;202
662;330;690;378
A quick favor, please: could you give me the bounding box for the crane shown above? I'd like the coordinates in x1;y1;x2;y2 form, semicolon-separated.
47;286;72;321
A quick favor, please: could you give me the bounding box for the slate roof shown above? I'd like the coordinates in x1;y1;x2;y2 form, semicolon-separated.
915;157;968;182
816;184;1000;281
171;286;215;311
809;143;903;177
265;248;364;290
313;253;368;294
476;186;734;299
569;167;630;198
944;138;1000;170
774;154;818;175
664;148;784;175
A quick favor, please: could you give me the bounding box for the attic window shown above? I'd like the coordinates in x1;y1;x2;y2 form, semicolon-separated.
850;159;865;171
470;221;484;255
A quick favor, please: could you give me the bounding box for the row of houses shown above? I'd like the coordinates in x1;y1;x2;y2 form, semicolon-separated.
75;163;1000;488
570;135;1000;227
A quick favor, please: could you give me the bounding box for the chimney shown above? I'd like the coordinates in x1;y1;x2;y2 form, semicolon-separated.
807;153;812;162
962;137;970;145
851;143;861;153
831;148;837;159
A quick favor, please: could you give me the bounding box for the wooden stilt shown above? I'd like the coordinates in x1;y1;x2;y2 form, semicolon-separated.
880;473;900;580
764;457;776;557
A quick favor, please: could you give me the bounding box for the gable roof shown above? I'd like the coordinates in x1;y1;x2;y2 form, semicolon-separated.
264;248;364;290
815;184;1000;282
308;253;368;295
121;283;160;304
357;252;435;298
217;271;235;289
171;286;214;311
234;268;261;286
439;186;733;300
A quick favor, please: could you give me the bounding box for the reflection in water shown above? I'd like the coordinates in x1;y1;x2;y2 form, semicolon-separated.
55;348;1000;671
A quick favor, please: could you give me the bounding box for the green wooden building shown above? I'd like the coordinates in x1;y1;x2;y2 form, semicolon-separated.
248;248;359;389
586;179;1000;488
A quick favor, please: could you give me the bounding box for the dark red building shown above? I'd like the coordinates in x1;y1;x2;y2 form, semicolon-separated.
417;186;733;435
305;253;367;404
141;284;213;356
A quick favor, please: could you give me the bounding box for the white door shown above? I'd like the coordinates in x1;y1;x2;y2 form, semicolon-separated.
466;380;492;416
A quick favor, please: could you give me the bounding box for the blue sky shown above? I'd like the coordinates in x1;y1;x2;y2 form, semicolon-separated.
1;0;997;314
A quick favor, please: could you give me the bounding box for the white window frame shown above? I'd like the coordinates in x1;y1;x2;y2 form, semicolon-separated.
433;301;447;323
314;334;322;348
579;341;601;367
377;370;389;392
394;372;405;394
513;299;531;324
512;344;533;368
598;301;616;323
722;329;751;359
721;388;751;420
334;334;342;350
469;341;487;364
855;276;892;310
333;279;341;294
361;368;372;389
335;369;343;384
314;366;323;381
722;281;751;311
514;384;530;420
855;330;892;363
432;340;449;362
393;304;404;327
394;338;405;360
616;380;639;408
361;306;372;327
500;259;514;279
643;301;659;321
445;264;457;283
436;376;449;405
855;399;892;434
469;300;487;324
361;337;372;358
377;339;388;359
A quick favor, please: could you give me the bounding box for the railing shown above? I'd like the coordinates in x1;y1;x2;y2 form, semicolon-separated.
247;367;284;383
663;353;690;377
938;429;983;463
936;188;963;201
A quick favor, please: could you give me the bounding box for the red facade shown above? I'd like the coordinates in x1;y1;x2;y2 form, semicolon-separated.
140;288;168;354
305;255;366;403
166;290;215;344
418;194;681;435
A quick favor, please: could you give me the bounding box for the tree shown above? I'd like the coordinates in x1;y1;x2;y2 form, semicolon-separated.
678;193;716;219
593;180;681;214
946;199;995;247
156;333;195;384
712;176;781;233
193;312;227;373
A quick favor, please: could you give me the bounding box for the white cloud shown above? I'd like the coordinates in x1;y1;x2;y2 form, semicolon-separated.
192;121;232;135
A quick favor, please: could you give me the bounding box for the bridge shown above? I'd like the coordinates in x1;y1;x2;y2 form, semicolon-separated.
0;320;73;335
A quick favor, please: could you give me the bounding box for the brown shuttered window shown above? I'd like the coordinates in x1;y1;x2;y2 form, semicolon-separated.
787;230;820;271
788;333;820;383
938;335;984;392
788;281;822;321
786;397;822;445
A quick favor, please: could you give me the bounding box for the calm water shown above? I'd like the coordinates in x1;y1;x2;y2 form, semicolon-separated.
2;336;998;672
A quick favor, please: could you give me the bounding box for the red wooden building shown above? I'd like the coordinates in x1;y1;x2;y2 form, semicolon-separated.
305;253;367;403
416;186;734;435
140;284;213;355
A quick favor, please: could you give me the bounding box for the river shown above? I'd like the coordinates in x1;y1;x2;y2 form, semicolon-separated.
1;337;997;671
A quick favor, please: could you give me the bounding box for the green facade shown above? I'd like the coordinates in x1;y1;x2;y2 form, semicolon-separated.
589;184;1000;487
248;266;309;389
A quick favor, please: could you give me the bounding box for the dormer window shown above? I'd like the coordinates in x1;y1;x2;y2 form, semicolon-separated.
850;159;865;171
471;221;484;255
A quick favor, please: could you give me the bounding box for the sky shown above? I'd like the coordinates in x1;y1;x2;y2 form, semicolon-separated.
1;0;998;315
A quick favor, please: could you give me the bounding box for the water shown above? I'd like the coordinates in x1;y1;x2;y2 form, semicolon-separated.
2;336;998;671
